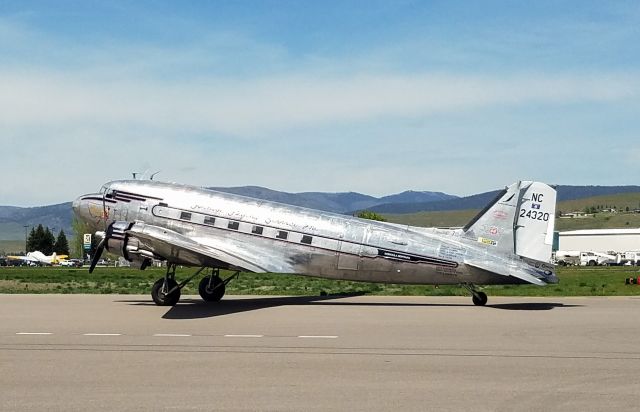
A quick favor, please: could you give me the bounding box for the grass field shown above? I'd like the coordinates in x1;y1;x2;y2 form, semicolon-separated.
2;266;640;297
0;240;25;255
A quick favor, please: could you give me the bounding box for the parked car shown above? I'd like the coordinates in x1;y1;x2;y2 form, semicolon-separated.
59;259;83;268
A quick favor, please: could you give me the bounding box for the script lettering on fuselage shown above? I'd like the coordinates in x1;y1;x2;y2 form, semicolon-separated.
190;204;224;215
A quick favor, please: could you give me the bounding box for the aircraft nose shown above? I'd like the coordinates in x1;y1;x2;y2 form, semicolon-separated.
72;197;81;216
72;195;90;222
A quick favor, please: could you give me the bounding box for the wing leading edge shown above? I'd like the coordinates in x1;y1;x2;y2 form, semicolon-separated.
126;222;294;273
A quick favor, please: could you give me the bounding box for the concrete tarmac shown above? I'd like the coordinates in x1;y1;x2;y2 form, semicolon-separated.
2;294;640;411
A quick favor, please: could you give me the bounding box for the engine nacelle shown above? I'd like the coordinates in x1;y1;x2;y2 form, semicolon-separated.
104;221;156;269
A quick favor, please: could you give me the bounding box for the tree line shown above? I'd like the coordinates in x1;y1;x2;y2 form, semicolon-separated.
26;224;70;256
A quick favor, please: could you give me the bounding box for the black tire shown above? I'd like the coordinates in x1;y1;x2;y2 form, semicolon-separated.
472;291;488;306
199;276;225;302
151;278;180;306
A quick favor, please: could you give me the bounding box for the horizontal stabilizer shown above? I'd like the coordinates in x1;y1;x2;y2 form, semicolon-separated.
465;260;547;286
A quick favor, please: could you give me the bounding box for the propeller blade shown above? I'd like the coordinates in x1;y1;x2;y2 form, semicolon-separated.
89;239;105;273
102;191;108;231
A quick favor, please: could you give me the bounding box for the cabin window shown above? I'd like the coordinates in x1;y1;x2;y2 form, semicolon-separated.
252;225;264;235
204;216;216;225
228;221;239;230
180;211;192;221
301;235;313;245
276;230;288;240
159;202;168;207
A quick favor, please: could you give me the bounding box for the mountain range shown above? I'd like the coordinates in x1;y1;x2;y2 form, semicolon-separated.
208;186;456;214
1;184;639;241
366;185;640;214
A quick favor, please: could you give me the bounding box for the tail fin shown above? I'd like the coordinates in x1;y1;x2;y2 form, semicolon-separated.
463;181;556;263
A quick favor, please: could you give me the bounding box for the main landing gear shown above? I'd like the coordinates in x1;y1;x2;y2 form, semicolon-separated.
462;284;488;306
151;264;240;306
198;269;228;302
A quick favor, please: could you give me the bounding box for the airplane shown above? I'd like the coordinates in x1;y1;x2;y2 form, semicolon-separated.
73;179;558;306
7;251;68;266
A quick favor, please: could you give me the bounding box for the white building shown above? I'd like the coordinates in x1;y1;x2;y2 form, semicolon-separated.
558;229;640;253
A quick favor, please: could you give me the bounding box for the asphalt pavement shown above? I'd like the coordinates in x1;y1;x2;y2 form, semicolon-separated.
2;294;639;411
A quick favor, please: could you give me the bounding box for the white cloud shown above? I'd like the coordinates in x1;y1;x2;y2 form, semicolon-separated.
2;10;640;206
1;69;638;139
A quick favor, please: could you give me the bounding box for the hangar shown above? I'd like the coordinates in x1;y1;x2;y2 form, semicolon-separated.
557;228;640;253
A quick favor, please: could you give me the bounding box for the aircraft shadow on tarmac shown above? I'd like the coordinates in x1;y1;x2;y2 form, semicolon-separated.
116;295;581;319
487;302;581;311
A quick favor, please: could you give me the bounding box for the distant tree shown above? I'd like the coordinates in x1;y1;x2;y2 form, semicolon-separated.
26;227;38;252
30;224;47;252
26;224;56;254
357;210;387;222
71;216;97;259
54;230;70;255
626;206;630;212
42;227;55;255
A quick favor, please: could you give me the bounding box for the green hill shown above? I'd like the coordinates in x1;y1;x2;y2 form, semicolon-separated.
385;209;477;228
386;192;640;230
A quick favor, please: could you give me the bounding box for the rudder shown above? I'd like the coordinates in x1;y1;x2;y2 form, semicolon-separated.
514;182;556;262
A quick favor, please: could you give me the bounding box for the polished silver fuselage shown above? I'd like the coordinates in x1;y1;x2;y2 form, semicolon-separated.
74;180;543;285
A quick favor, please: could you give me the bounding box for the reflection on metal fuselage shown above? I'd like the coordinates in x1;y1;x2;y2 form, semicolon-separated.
73;180;556;286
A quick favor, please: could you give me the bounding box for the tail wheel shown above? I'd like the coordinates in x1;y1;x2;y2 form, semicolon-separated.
199;275;225;302
151;278;180;306
472;291;488;306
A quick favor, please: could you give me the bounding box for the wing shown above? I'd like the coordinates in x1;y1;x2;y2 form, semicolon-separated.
7;255;38;263
124;222;296;273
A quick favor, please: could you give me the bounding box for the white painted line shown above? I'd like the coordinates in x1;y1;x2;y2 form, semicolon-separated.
16;332;53;335
153;333;191;337
83;333;122;336
224;334;264;338
298;335;338;339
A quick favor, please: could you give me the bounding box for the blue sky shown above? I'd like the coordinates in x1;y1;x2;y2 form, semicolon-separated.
1;1;639;205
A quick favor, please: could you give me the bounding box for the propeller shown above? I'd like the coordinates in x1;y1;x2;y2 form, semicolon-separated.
89;232;106;273
89;189;110;273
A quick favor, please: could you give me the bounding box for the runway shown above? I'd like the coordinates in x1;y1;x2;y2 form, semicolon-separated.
2;294;640;411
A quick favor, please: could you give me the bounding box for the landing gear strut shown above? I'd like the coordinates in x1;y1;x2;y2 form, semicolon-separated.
462;283;488;306
150;264;240;306
198;268;240;302
151;263;181;306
